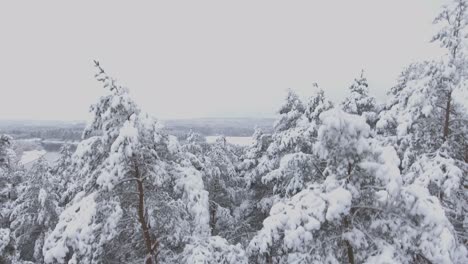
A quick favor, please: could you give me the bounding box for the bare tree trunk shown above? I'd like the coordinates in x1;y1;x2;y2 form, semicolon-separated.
343;216;355;264
347;163;353;176
266;250;273;264
210;202;218;235
134;161;157;264
464;143;468;163
345;240;355;264
344;164;355;264
209;179;220;235
443;91;452;140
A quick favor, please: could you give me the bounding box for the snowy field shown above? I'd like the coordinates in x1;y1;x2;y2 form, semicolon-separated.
20;150;61;169
205;136;253;146
42;152;61;163
19;150;47;165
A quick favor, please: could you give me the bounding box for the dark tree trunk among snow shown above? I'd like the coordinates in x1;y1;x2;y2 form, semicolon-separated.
134;160;157;264
345;238;355;264
465;143;468;163
210;201;218;235
443;91;452;140
344;163;355;264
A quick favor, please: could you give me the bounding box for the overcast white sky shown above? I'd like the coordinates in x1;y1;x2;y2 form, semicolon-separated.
0;0;446;121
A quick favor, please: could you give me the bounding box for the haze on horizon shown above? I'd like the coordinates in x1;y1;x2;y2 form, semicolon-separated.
0;0;446;121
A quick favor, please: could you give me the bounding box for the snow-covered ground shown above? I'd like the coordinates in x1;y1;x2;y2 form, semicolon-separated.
205;136;253;146
20;150;61;169
20;150;47;165
43;152;61;163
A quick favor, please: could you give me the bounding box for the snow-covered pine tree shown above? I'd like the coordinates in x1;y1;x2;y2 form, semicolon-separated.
9;158;59;263
303;87;334;128
235;90;305;235
50;143;75;206
273;89;305;133
432;0;468;152
42;62;213;264
182;131;209;171
259;88;333;199
237;90;307;236
180;236;247;264
0;134;18;263
341;71;378;127
200;137;243;239
249;109;467;263
0;135;17;172
0;135;17;210
238;128;272;174
377;0;468;248
234;89;334;249
233;128;273;244
182;132;245;241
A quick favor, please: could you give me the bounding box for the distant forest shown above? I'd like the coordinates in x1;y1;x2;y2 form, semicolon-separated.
0;118;274;142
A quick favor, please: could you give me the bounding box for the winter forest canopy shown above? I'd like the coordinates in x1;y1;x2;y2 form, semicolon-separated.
1;1;468;263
